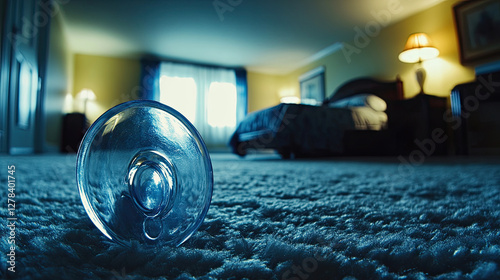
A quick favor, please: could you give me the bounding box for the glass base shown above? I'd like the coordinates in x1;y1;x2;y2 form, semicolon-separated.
76;100;213;247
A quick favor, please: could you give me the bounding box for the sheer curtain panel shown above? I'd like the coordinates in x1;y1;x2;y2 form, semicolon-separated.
159;62;243;148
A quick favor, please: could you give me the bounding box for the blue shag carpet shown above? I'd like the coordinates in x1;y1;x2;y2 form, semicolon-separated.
0;154;500;279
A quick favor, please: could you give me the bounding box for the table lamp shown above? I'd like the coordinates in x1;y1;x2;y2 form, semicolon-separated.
77;88;96;116
398;33;439;94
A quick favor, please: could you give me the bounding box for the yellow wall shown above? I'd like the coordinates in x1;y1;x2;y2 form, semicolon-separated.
73;54;141;122
248;0;476;112
247;71;287;112
73;54;279;116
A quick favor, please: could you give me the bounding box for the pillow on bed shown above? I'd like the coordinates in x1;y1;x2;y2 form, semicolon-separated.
327;94;387;112
350;107;388;130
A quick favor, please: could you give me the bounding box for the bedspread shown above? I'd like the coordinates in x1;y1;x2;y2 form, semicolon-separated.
229;103;359;156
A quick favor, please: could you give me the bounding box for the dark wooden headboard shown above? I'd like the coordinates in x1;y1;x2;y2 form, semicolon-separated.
324;76;404;104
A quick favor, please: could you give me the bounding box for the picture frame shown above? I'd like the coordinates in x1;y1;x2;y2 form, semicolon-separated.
453;0;500;65
299;66;325;105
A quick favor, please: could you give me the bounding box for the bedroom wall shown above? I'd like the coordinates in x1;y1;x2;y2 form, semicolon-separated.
72;54;141;122
279;0;475;103
44;11;73;152
247;71;287;112
72;54;270;117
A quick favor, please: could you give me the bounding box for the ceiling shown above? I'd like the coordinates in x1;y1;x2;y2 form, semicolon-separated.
60;0;445;74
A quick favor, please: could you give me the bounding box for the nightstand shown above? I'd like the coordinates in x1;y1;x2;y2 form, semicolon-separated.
451;71;500;155
60;113;89;153
387;93;449;156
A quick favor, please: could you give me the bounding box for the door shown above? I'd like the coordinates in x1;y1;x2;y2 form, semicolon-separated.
6;0;41;154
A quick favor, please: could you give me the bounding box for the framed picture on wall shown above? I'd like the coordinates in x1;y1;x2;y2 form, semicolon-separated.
299;66;325;105
453;0;500;65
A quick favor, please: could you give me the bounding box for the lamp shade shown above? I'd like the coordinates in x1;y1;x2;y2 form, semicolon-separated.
77;88;96;101
398;33;439;63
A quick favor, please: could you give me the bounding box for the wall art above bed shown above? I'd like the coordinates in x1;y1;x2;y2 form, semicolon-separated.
299;66;325;105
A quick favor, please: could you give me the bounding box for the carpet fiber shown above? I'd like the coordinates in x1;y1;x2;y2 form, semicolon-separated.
1;154;500;279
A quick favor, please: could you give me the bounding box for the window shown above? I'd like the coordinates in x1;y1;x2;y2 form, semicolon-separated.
207;82;237;127
159;76;197;124
158;62;242;147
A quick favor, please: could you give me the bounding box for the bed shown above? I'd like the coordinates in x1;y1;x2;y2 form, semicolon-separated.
229;76;405;158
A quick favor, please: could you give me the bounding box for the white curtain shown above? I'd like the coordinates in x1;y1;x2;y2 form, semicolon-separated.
159;62;238;148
